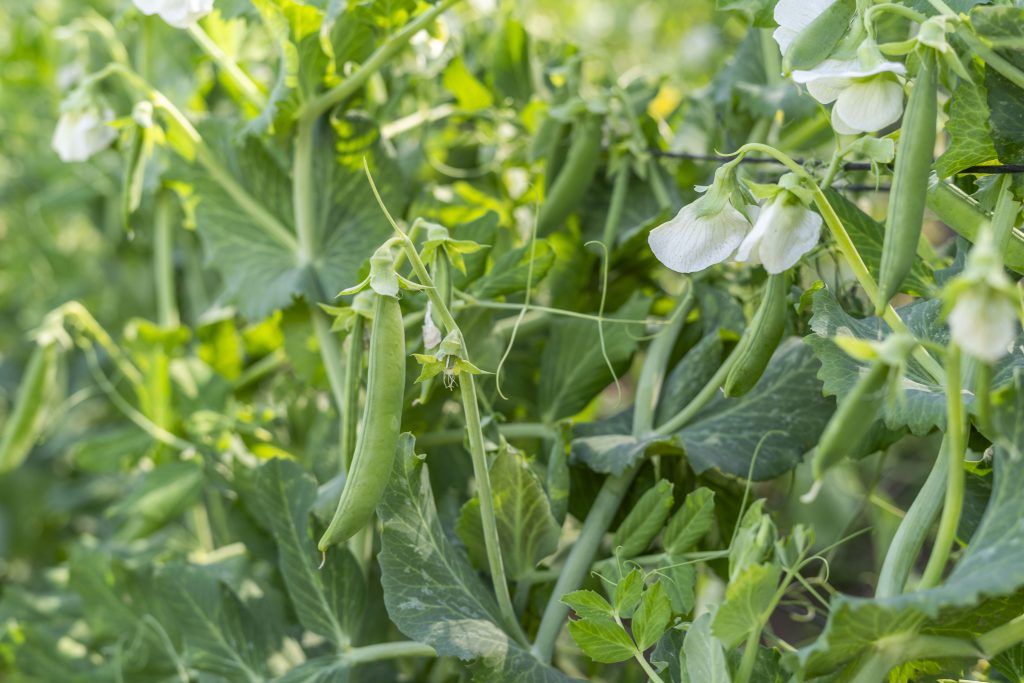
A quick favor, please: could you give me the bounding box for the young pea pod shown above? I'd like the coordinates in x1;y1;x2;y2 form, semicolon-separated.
811;360;889;481
536;113;603;235
782;0;856;73
0;341;59;474
876;50;937;313
724;273;788;398
319;293;406;550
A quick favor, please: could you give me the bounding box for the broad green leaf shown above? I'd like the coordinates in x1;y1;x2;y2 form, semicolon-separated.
181;116;405;319
539;295;651;421
675;339;833;480
683;612;732;683
108;460;204;540
611;479;674;558
248;458;360;646
633;582;673;651
806;288;1024;434
378;435;575;682
571;429;679;476
711;563;781;648
663;487;715;555
566;618;636;663
822;189;934;297
562;590;615;620
614;568;646;618
935;63;999;177
456;447;561;580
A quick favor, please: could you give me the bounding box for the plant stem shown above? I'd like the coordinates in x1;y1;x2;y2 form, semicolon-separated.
634;649;666;683
187;23;266;110
342;640;437;664
298;0;464;123
601;166;631;249
735;630;761;683
959;29;1024;92
979;613;1024;656
363;162;525;644
633;283;693;436
457;292;659;326
991;174;1021;253
919;345;965;589
154;192;179;328
875;441;948;597
654;346;739;436
531;466;640;663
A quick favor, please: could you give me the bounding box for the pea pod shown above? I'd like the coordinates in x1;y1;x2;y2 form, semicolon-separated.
723;273;788;398
0;341;58;474
536;113;603;235
319;293;406;550
782;0;856;73
812;360;889;481
876;50;937;313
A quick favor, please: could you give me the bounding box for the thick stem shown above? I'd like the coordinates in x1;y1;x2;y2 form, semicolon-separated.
187;23;266;110
919;345;965;589
634;649;667;683
876;443;948;597
979;613;1024;656
991;174;1021;253
735;630;761;683
342;640;436;664
633;284;693;436
600;167;631;249
154;192;179;328
531;467;640;663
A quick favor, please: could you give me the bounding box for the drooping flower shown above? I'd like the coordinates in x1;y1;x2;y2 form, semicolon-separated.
734;188;821;274
132;0;214;29
791;58;906;135
51;106;117;163
648;165;752;273
948;288;1018;363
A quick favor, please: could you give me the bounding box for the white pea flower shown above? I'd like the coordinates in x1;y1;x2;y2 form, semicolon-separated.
772;0;841;57
52;106;117;163
734;190;822;274
132;0;214;29
649;165;752;273
948;289;1018;363
791;58;906;135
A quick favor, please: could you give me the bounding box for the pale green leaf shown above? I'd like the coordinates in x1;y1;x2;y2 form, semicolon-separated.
566;618;636;664
663;487;715;555
712;563;781;648
633;582;673;651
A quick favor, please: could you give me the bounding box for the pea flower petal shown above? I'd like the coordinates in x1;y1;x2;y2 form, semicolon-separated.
773;0;837;55
948;288;1018;363
648;201;751;273
133;0;214;29
51;107;117;163
792;59;907;134
735;193;821;274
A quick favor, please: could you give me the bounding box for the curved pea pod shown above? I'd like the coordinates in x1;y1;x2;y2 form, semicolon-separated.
0;341;59;474
811;360;889;481
782;0;856;73
724;273;788;398
319;293;406;550
876;50;937;313
536;113;603;235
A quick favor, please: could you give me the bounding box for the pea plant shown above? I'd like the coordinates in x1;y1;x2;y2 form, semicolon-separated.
4;0;1024;681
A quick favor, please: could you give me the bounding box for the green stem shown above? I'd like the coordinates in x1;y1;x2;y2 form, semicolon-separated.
735;630;761;683
457;292;658;326
654;346;739;436
960;29;1024;91
991;174;1021;253
633;284;693;436
298;0;464;123
634;649;666;683
363;162;525;644
601;166;631;249
342;640;437;664
154;192;179;328
531;466;640;663
232;348;287;390
876;442;948;597
919;345;965;589
187;23;266;110
979;613;1024;656
341;315;365;472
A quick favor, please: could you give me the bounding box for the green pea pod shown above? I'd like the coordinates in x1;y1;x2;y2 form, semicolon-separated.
782;0;856;73
876;50;937;313
812;360;889;481
530;112;570;174
536;113;603;235
0;341;58;474
319;293;406;550
723;273;788;398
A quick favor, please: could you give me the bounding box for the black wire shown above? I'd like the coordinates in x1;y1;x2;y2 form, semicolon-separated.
650;150;1024;175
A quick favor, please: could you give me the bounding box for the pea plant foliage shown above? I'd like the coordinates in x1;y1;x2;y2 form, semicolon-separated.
5;0;1024;681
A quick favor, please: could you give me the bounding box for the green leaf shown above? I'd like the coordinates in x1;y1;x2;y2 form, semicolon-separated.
443;56;494;112
973;6;1024;164
633;582;673;651
615;568;646;618
936;63;999;177
712;563;781;648
248;458;360;646
469;240;556;300
611;479;674;558
658;560;697;615
562;590;615;620
683;612;732;683
663;487;715;555
675;339;833;480
108;461;204;540
822;189;934;297
655;334;725;427
566;618;636;663
539;294;651;421
456;447;561;580
378;435;575;682
182;116;405;319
